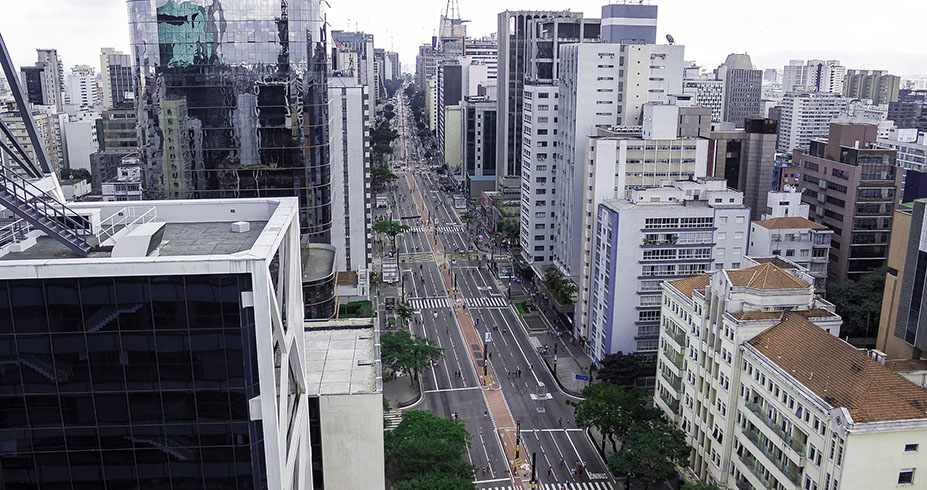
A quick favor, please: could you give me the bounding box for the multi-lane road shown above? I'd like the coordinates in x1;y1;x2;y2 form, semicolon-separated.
374;90;620;490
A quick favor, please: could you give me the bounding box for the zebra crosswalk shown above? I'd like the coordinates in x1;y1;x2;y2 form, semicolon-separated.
384;410;402;430
466;296;508;308
408;225;465;233
398;252;434;264
478;482;614;490
409;297;450;309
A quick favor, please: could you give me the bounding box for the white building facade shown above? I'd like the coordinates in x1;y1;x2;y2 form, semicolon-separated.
584;180;749;361
749;217;833;290
519;82;559;265
777;91;849;153
328;77;372;297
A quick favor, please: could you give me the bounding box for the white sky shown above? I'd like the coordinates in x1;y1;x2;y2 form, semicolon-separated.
1;0;925;78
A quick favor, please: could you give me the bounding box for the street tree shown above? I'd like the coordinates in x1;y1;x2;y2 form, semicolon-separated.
395;301;414;327
381;330;443;387
826;266;888;340
608;418;689;490
372;165;398;189
372;220;410;252
384;410;474;484
569;383;659;453
598;352;649;388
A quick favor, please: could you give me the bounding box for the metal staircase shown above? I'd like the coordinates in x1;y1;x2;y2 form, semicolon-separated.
0;32;94;256
0;166;93;255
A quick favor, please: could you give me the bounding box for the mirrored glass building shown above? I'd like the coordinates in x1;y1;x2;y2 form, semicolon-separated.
128;0;332;242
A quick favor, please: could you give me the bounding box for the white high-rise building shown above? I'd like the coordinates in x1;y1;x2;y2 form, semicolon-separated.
777;91;849;153
553;42;685;278
782;59;806;92
584;179;749;360
519;82;559;265
328;76;372;297
782;59;846;94
64;65;101;109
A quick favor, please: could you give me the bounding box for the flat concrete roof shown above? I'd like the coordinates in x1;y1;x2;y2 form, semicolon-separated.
0;221;267;260
304;321;379;396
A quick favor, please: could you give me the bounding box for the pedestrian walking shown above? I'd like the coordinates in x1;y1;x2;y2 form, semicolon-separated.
483;410;488;418
558;417;562;427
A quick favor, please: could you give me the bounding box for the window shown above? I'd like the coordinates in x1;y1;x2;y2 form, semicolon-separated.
905;444;919;452
898;469;915;485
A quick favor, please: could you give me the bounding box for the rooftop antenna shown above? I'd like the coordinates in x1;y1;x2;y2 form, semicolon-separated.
666;34;675;45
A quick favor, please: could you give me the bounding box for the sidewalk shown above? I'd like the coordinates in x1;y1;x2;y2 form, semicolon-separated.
407;171;522;486
384;374;421;409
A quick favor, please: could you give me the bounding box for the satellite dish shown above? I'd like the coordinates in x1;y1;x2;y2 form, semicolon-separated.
666;34;675;45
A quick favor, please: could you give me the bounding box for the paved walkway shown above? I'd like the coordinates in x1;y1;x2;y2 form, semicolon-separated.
406;171;522;485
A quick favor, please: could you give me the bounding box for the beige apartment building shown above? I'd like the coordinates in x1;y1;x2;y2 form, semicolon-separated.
657;260;927;489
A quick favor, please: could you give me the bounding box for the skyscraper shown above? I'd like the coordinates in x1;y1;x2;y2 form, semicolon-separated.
129;0;331;241
495;10;573;193
720;53;762;127
100;48;135;109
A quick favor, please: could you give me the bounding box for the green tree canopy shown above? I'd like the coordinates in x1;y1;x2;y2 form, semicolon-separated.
381;330;443;387
826;266;888;340
570;383;659;453
395;301;414;327
372;220;410;251
608;418;689;490
598;352;649;388
60;168;91;182
385;410;474;484
372;165;398;189
542;268;577;306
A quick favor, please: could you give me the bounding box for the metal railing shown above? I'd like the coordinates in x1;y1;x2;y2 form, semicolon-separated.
0;166;91;254
98;206;157;243
0;219;31;246
745;401;807;456
659;368;682;391
742;425;803;486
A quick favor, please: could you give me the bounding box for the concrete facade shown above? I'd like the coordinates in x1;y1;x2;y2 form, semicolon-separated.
519;82;559;265
461;95;497;199
777;91;850;153
793;123;902;282
328;77;371;297
584;180;749;360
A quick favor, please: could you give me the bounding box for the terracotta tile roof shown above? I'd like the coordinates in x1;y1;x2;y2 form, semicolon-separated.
725;263;809;290
748;313;927;423
731;311;784;321
748;257;799;269
667;273;712;299
796;308;839;319
753;216;829;230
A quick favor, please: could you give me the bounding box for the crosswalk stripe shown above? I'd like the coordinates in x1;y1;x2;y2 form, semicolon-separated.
408;225;464;233
465;296;507;307
409;297;449;310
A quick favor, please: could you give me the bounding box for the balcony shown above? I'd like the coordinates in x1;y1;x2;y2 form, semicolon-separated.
663;347;685;370
659;368;682;391
739;452;778;490
657;388;680;414
741;426;803;486
745;401;806;456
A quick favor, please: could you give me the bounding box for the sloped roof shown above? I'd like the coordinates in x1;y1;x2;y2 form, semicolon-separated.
753;216;828;230
667;273;712;299
725;263;809;290
748;313;927;423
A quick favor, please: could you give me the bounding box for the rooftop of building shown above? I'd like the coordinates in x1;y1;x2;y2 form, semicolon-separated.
0;198;294;263
748;313;927;424
725;262;809;290
667;273;712;299
745;256;803;270
304;319;380;396
301;241;337;283
886;359;927;373
753;216;829;230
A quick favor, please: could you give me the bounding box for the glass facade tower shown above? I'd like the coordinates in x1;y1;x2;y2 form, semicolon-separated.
128;0;332;242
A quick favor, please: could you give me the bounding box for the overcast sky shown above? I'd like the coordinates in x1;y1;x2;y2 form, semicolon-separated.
2;0;925;78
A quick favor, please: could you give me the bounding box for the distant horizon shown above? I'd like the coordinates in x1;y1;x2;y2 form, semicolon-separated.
1;0;925;79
